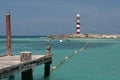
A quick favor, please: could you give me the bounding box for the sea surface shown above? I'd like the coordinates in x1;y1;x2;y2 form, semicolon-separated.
0;36;120;80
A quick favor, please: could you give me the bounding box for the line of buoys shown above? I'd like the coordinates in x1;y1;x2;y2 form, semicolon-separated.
51;40;89;72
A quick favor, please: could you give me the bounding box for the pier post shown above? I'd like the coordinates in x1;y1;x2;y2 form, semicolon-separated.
44;61;52;77
6;12;12;56
44;46;52;77
20;51;33;80
22;69;33;80
46;46;51;55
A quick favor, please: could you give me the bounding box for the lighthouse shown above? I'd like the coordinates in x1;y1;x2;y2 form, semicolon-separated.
76;14;80;34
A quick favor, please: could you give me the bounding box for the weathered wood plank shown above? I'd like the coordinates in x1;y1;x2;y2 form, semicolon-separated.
0;54;52;79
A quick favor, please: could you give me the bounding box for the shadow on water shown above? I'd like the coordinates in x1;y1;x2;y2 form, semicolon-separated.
40;76;51;80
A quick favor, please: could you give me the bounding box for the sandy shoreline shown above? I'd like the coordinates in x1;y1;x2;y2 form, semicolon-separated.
48;34;120;39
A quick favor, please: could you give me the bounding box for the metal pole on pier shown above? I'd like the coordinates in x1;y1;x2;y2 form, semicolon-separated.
6;12;12;56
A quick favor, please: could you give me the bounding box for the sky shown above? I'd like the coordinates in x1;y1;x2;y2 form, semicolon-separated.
0;0;120;36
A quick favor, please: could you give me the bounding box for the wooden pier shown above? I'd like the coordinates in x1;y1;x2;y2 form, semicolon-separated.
0;12;52;80
0;54;52;79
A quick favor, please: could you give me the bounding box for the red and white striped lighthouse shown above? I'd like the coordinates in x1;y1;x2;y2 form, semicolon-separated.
76;14;80;34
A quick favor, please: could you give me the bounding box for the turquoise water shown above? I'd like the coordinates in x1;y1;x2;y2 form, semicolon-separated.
0;36;120;80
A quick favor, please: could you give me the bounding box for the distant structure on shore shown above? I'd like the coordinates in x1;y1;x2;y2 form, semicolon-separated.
48;34;120;39
48;14;120;39
76;13;80;34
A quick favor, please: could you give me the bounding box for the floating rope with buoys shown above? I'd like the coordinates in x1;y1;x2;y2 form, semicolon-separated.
51;40;89;72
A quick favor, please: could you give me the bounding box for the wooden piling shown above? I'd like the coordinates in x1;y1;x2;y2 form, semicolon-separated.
22;69;33;80
44;61;52;77
6;12;12;56
44;46;52;77
20;51;33;80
